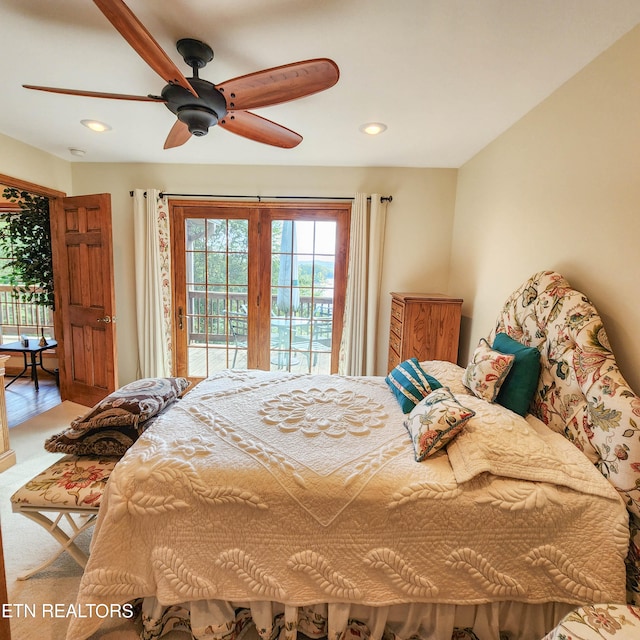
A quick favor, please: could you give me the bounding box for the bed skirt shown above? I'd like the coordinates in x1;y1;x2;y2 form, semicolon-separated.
140;598;577;640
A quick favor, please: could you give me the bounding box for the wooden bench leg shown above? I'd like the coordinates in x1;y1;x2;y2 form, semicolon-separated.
15;510;97;580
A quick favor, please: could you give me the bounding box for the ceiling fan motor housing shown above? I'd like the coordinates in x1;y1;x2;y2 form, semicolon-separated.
162;77;228;136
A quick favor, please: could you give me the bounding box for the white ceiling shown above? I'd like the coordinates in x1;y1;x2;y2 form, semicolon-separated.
2;0;640;168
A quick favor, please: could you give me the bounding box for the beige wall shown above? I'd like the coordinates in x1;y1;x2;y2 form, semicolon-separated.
450;24;640;392
70;163;457;382
9;24;639;392
0;133;72;194
0;133;457;384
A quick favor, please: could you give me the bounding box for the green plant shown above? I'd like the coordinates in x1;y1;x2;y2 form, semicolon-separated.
0;187;54;308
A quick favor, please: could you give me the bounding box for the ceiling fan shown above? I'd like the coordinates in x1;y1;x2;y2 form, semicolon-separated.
23;0;339;150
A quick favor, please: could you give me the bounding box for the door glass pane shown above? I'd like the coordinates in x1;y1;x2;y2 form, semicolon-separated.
228;218;249;251
228;254;248;285
205;219;226;252
270;219;335;374
185;217;249;376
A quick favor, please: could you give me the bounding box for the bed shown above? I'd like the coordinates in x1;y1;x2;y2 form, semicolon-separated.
64;270;640;640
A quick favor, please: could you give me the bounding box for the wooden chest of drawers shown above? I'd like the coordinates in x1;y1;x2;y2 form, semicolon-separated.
387;292;463;372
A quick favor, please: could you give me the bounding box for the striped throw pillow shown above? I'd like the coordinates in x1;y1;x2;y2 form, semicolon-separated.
385;357;442;413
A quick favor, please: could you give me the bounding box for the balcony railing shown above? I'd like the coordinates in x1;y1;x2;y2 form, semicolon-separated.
0;285;54;343
185;290;333;344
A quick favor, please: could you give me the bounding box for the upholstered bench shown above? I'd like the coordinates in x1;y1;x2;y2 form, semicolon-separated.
542;604;640;639
10;454;118;580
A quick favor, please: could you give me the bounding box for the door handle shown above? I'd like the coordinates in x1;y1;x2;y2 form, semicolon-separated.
97;316;115;323
178;307;184;330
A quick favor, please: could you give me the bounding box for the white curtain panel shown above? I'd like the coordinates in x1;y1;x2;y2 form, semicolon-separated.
365;195;388;374
133;189;173;378
339;193;388;376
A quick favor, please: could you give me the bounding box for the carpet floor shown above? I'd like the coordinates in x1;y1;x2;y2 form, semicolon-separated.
0;402;190;640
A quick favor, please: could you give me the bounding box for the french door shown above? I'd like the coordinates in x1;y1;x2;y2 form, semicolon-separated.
170;201;350;380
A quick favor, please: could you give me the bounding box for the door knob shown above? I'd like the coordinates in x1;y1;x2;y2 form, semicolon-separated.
97;316;113;323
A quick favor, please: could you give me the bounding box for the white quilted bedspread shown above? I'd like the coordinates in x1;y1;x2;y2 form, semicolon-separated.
67;365;629;640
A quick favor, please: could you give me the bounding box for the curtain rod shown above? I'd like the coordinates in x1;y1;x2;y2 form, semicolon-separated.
129;191;392;203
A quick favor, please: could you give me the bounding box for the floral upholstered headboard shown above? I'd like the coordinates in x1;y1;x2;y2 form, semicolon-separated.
487;270;640;603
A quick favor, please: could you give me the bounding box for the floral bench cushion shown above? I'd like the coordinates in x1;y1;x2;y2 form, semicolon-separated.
543;604;640;639
11;455;118;511
10;455;119;579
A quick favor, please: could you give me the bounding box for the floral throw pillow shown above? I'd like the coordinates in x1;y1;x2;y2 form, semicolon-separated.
462;338;515;403
404;387;476;461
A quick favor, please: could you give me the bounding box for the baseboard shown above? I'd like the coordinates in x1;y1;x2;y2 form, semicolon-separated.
0;448;16;472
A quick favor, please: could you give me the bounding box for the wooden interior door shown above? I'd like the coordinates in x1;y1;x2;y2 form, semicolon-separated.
50;194;117;406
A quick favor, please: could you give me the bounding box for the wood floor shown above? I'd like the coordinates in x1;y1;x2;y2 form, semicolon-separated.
4;372;61;428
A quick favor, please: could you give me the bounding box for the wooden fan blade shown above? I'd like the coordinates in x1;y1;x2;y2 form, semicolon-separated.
23;85;165;102
93;0;198;97
219;111;302;148
164;120;192;149
217;59;339;110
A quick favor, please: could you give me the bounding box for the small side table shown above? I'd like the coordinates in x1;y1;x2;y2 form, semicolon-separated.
0;338;58;391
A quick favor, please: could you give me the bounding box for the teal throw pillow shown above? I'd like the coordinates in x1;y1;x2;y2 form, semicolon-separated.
386;358;442;413
492;333;541;416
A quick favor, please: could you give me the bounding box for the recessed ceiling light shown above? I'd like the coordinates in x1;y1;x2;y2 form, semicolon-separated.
359;122;387;135
80;119;112;132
